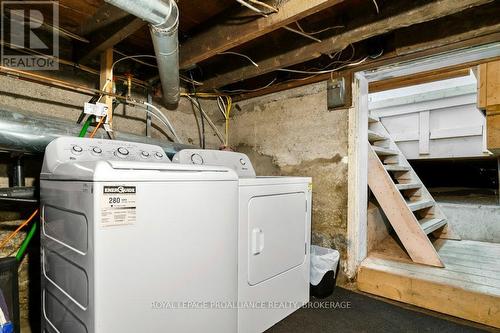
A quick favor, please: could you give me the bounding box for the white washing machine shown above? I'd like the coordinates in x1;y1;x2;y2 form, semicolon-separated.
40;137;239;333
173;149;312;333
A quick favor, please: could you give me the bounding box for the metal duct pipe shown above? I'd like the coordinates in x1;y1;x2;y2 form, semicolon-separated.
0;107;192;158
105;0;180;109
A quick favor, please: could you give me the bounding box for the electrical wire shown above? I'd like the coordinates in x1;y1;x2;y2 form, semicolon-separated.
113;50;158;68
371;0;380;13
216;95;232;146
189;71;205;148
224;96;232;147
219;77;278;93
184;95;225;144
236;0;268;16
126;100;182;143
111;54;157;73
144;102;182;143
218;52;259;67
283;26;322;43
247;0;278;13
78;116;94;137
295;21;344;35
0;209;39;250
15;221;37;261
89;116;106;138
276;56;369;75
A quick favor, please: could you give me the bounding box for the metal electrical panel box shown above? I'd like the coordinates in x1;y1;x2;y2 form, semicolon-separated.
327;77;346;109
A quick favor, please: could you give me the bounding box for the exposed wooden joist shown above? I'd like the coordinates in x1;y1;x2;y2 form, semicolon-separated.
231;31;500;102
78;15;146;64
202;0;493;91
395;1;500;56
179;0;344;69
100;49;114;127
79;3;129;36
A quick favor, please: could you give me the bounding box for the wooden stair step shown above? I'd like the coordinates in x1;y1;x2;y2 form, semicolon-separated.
368;130;389;142
384;164;410;172
407;199;434;211
419;218;447;234
396;182;422;190
372;146;399;156
368;114;379;123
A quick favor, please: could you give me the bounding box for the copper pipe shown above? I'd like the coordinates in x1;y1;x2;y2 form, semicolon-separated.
0;65;127;100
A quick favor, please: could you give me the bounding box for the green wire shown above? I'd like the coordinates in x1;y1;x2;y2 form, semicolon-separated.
15;221;37;261
78;116;93;137
16;116;93;262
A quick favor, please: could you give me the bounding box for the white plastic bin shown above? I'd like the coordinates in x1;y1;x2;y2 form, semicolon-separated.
310;246;340;298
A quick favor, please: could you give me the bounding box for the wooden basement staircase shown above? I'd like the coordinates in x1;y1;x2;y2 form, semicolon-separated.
367;114;460;268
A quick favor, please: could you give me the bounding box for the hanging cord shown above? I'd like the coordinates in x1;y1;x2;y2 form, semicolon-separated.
189;90;203;148
184;95;225;144
217;96;232;147
190;72;205;148
125;100;182;143
89;116;106;138
0;209;39;251
15;221;37;261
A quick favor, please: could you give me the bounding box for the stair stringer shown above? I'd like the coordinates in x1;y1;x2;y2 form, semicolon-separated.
369;121;460;240
368;144;445;267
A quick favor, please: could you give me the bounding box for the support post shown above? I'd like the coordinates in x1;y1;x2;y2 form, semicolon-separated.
100;48;114;129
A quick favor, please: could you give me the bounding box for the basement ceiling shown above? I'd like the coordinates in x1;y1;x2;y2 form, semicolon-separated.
9;0;500;99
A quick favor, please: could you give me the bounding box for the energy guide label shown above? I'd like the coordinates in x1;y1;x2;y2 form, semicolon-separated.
101;185;137;226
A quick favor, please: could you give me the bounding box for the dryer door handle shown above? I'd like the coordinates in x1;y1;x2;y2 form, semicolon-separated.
251;228;265;255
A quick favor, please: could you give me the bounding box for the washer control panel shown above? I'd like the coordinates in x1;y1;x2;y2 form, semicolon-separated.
43;137;170;173
173;149;255;178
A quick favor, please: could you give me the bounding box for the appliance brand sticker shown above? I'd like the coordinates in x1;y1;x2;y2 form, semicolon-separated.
101;185;136;226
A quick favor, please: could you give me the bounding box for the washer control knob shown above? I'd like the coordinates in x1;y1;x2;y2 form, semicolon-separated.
154;152;164;159
92;147;102;154
141;151;150;158
191;153;204;165
239;158;246;166
72;145;83;154
117;147;129;156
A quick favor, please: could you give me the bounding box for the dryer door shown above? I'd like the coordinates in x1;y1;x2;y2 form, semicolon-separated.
246;191;307;286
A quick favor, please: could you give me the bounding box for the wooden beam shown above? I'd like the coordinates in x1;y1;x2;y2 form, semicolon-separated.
78;15;146;64
100;49;114;128
202;0;492;91
394;1;500;56
369;68;470;93
79;3;129;36
179;0;344;69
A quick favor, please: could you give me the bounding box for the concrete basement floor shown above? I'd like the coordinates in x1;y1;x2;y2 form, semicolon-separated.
266;288;495;333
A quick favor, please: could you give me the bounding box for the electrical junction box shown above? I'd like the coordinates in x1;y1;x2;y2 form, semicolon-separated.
327;77;346;109
84;102;108;117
